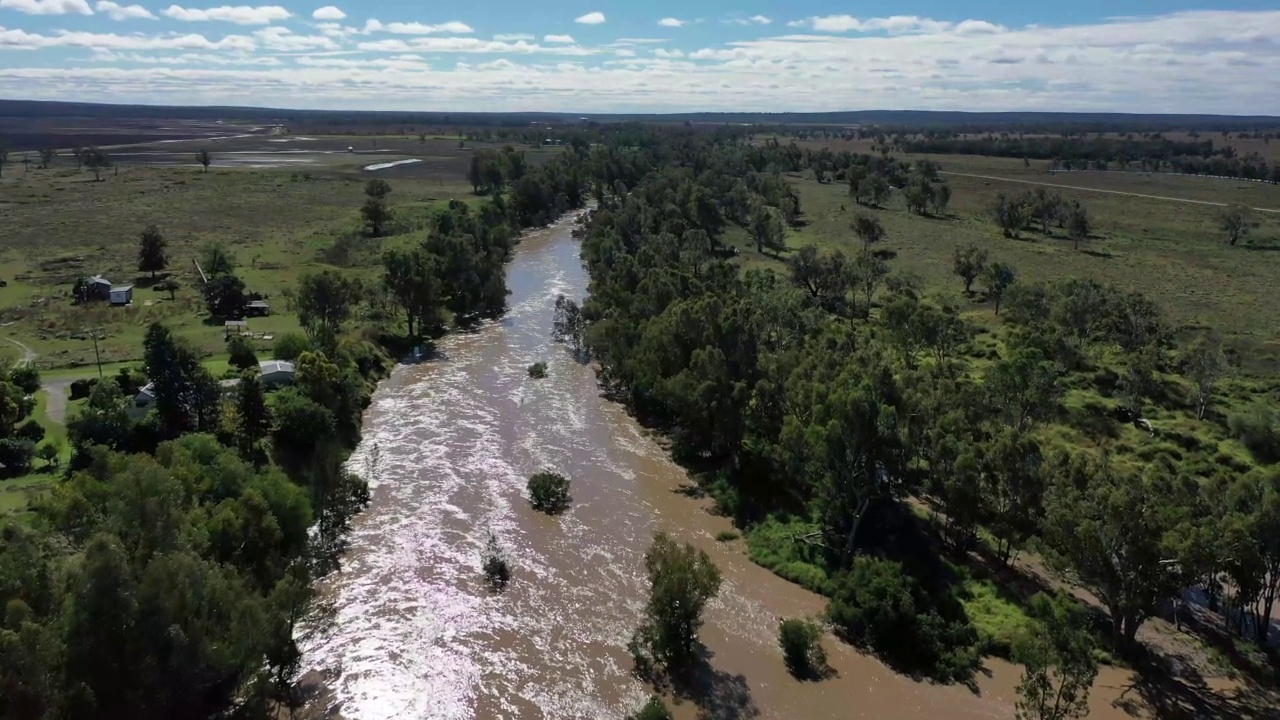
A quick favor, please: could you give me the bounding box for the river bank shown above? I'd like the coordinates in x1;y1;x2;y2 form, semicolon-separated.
298;211;1151;720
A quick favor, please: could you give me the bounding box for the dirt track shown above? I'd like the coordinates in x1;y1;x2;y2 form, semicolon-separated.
940;171;1280;213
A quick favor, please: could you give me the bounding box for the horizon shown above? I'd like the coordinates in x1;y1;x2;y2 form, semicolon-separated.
0;2;1277;113
6;97;1280;121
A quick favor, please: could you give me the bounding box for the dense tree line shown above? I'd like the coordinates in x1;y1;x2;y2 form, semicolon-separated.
900;134;1279;183
0;321;389;719
570;127;1280;683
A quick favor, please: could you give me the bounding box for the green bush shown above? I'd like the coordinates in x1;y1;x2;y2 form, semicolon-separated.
9;366;40;395
779;617;827;679
527;362;548;379
715;530;740;542
227;335;259;370
961;580;1033;658
527;471;572;514
272;332;312;362
627;697;672;720
1228;404;1280;464
746;517;829;594
482;532;511;592
15;420;45;444
0;438;36;476
69;378;98;401
826;557;980;682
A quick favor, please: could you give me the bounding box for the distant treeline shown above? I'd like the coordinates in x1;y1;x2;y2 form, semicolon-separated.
898;134;1280;183
2;99;1279;134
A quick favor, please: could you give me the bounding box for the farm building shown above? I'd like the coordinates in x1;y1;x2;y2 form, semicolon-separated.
109;285;134;306
246;300;271;317
259;360;296;387
134;361;296;410
224;320;249;339
86;276;112;301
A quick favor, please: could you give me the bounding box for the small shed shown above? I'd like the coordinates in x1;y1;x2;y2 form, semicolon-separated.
224;320;249;339
258;360;296;387
109;285;134;306
246;300;271;317
87;275;112;301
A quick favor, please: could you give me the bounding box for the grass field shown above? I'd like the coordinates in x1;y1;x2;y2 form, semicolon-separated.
731;153;1280;373
1;161;473;369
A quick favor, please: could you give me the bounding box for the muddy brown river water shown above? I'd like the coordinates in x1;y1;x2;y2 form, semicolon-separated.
301;213;1143;720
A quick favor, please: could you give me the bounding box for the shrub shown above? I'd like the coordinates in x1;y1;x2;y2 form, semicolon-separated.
482;532;511;592
36;441;60;467
114;367;148;396
627;697;672;720
15;420;46;443
715;530;740;542
0;438;36;476
1228;404;1280;464
630;533;723;676
228;335;258;370
826;557;979;682
779;618;827;679
69;378;98;401
273;332;312;362
527;471;572;514
9;366;40;395
527;362;548;379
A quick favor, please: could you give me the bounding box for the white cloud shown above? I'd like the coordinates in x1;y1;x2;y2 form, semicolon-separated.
0;0;92;14
658;18;683;28
807;15;861;32
652;47;683;58
356;36;596;56
493;33;533;41
161;5;291;25
363;19;473;34
953;19;1007;35
574;11;604;25
95;1;154;19
749;15;770;25
253;26;336;51
544;34;573;43
727;15;771;26
1;10;1278;114
311;5;343;21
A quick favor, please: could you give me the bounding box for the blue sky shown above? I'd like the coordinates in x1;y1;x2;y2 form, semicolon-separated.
0;1;1277;113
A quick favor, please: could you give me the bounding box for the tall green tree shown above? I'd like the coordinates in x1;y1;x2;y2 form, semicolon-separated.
382;247;442;338
295;270;363;342
362;179;393;237
1219;203;1254;246
749;202;787;255
235;371;272;462
851;213;885;253
630;533;722;676
952;244;988;295
1044;453;1186;642
137;224;168;279
1183;336;1228;421
1013;594;1099;720
981;262;1017;315
195;149;212;172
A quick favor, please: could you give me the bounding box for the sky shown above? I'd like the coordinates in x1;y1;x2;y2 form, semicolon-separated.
0;1;1277;114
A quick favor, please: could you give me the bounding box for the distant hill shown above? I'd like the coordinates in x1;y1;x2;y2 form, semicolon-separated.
2;99;1278;134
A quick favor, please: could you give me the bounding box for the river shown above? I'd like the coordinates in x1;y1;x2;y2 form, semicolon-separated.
300;212;1143;719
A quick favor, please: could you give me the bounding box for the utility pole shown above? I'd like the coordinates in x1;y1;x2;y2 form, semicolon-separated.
88;328;104;379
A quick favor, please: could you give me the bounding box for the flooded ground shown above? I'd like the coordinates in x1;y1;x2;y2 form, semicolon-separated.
300;213;1147;719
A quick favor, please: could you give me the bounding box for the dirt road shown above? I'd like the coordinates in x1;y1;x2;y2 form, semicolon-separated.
940;171;1280;214
3;338;37;366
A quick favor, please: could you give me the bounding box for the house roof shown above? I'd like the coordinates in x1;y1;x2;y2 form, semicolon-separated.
138;382;155;398
259;360;295;375
110;285;133;293
89;275;111;285
247;300;270;307
224;320;248;327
